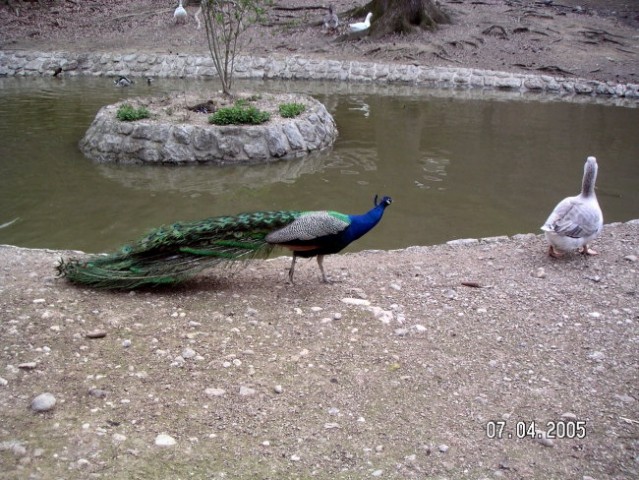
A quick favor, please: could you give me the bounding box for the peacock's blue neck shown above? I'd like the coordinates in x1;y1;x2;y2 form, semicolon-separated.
345;204;387;242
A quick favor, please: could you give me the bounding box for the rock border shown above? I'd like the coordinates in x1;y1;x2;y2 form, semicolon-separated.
78;92;338;165
1;50;638;101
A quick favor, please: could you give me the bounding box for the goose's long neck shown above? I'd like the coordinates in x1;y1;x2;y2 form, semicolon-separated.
581;156;598;198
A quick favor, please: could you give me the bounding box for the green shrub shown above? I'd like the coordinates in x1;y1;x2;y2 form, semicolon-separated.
116;104;150;122
208;103;270;125
279;102;306;118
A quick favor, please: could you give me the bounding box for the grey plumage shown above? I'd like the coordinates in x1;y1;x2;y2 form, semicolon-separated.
265;212;348;243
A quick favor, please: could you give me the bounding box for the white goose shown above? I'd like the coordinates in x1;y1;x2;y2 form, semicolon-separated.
349;12;372;33
174;0;188;24
541;156;603;257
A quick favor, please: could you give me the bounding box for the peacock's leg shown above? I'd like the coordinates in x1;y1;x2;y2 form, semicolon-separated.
317;255;329;283
288;253;298;284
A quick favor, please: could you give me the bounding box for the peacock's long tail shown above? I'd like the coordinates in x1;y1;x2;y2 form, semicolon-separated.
57;210;301;289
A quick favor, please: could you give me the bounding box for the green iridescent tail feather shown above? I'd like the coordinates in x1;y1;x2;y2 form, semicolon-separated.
57;210;301;289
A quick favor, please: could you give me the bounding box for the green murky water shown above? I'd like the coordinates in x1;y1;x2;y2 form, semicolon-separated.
0;76;637;253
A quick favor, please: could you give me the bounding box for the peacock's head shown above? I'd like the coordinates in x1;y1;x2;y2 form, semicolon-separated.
374;195;392;207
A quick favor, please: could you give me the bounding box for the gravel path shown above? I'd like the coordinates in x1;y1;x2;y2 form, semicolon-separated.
1;220;638;479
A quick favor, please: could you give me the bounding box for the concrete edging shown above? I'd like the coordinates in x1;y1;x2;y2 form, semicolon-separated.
1;50;638;101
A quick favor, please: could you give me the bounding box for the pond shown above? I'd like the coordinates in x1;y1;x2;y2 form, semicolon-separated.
0;76;637;254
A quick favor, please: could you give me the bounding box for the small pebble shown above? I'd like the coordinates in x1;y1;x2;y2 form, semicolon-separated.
341;298;371;306
372;470;384;477
18;362;37;370
561;412;577;420
0;377;8;387
290;454;300;461
239;386;256;396
88;388;108;398
536;431;554;448
205;388;226;397
86;330;107;339
31;392;56;412
155;433;176;447
112;433;127;444
614;394;635;404
182;348;196;359
624;255;637;262
438;444;449;453
535;267;546;278
273;385;283;394
122;339;132;348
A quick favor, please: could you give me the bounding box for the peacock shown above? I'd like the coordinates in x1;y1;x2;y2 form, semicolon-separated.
57;195;392;289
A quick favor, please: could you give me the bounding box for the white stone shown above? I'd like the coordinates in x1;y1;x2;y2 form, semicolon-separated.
31;392;56;412
205;388;226;397
155;433;177;447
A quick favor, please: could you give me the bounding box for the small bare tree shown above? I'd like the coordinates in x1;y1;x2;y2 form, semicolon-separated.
201;0;269;96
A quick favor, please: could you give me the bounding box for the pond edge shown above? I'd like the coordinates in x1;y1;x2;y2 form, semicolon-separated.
1;50;638;105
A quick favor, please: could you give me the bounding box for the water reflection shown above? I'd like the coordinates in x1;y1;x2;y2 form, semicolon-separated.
96;152;329;194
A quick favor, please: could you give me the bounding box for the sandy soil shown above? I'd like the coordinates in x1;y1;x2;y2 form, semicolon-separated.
1;1;638;479
1;0;638;85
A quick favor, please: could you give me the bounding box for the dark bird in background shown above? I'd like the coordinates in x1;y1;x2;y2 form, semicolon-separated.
53;66;62;77
323;4;339;34
114;75;134;87
57;195;392;289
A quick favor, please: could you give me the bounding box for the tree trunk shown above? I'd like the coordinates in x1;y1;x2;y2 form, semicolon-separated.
354;0;451;39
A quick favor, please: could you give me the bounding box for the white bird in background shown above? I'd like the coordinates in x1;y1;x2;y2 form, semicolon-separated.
323;5;339;34
541;156;603;258
349;12;372;33
174;0;188;24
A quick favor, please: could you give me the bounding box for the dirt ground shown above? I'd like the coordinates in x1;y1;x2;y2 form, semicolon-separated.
1;1;638;479
0;0;638;85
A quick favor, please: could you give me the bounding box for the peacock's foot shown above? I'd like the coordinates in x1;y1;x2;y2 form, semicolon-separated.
579;245;599;256
548;246;564;258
